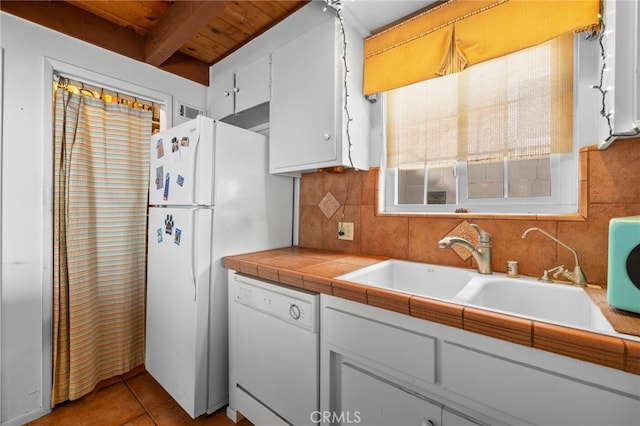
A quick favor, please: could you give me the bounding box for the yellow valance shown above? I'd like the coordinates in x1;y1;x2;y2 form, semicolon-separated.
363;0;601;95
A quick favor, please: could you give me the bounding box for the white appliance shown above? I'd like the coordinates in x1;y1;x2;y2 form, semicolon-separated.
229;273;319;426
145;116;293;418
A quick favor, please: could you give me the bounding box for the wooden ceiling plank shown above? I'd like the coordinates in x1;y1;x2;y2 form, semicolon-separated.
217;9;260;38
179;32;228;64
206;17;252;45
251;1;290;18
251;1;309;22
0;1;145;61
144;1;230;66
196;19;246;51
67;1;171;37
181;16;250;64
216;1;307;44
224;1;273;32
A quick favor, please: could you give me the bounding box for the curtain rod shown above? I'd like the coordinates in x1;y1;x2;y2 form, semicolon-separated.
53;73;156;110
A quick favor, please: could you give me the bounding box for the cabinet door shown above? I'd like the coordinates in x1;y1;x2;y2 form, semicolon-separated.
339;362;442;426
210;69;235;120
270;18;339;173
235;55;270;113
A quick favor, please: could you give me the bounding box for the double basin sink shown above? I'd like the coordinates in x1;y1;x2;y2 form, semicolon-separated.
338;260;613;333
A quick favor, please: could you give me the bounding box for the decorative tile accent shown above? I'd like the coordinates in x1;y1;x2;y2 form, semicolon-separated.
443;220;477;260
318;191;341;219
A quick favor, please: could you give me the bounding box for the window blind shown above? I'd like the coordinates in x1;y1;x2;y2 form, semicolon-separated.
364;0;600;95
385;33;573;168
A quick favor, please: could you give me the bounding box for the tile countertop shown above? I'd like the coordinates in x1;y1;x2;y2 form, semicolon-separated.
224;246;640;376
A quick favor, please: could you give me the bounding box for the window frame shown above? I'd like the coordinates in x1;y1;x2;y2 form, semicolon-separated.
379;34;599;216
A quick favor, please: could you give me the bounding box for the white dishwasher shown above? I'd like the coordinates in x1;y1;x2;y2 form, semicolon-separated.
229;273;319;426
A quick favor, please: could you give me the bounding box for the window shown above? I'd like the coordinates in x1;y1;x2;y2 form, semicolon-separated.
382;34;582;215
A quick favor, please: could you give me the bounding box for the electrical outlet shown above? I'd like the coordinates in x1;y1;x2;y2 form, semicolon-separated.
338;222;354;241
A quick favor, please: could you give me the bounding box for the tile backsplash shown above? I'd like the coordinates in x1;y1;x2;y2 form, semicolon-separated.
298;138;640;285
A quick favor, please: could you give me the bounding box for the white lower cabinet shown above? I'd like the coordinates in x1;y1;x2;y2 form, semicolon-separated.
442;342;640;426
320;294;640;426
321;296;495;426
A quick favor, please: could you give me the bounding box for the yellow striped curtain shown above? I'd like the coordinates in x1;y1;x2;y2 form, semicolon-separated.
52;88;151;405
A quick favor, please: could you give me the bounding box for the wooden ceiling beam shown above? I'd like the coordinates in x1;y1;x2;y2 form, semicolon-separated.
0;1;211;86
0;1;145;61
160;51;210;86
144;1;230;67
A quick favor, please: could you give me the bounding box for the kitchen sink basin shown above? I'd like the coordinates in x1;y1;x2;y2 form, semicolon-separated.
454;277;614;332
339;259;614;333
337;259;476;300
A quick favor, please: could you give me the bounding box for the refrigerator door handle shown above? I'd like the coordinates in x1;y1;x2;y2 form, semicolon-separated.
192;132;200;205
190;209;197;301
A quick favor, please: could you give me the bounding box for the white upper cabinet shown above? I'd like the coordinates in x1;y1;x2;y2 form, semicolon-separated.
210;55;271;120
270;17;370;174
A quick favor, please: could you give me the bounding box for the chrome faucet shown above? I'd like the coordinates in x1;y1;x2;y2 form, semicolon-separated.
438;224;492;274
521;227;587;286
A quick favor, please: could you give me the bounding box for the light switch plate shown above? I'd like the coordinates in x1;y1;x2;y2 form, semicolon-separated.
338;222;354;241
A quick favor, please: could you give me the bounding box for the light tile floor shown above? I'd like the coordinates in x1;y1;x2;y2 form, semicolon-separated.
28;369;253;426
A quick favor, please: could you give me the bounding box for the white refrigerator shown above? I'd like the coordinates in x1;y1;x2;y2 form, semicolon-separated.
145;116;293;418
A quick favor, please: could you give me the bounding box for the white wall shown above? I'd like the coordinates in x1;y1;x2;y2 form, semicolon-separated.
0;13;207;425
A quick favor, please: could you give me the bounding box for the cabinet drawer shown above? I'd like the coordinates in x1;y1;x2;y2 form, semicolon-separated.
442;341;640;425
324;307;436;385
